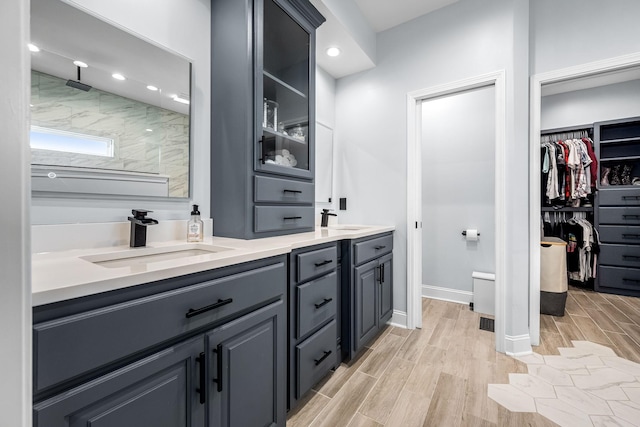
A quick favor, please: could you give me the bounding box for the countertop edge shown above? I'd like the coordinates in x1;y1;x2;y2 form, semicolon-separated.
32;226;395;306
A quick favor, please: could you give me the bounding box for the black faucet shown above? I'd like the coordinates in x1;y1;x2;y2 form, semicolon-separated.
320;209;337;227
128;209;158;247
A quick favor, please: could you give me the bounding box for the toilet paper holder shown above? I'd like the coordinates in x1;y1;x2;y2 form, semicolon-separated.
461;230;480;236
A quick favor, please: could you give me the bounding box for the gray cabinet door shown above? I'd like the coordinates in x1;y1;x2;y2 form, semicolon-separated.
33;336;204;427
379;254;393;324
207;300;286;427
354;260;379;353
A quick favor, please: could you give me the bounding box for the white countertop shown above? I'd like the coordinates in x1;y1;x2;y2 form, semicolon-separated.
32;225;394;306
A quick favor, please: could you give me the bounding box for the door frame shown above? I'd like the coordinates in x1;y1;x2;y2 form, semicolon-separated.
529;52;640;346
406;70;507;352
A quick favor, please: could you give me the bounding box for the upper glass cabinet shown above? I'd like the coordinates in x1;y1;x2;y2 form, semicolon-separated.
257;0;313;179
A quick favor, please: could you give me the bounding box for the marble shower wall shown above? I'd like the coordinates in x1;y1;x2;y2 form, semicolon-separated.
30;71;190;198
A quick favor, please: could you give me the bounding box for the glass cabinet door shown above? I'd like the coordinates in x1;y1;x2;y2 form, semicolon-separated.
257;0;312;179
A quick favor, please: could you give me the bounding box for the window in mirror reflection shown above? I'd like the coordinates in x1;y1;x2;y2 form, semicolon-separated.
30;126;114;157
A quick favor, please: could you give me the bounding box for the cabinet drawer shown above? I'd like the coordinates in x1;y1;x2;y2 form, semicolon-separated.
254;206;314;233
296;245;337;283
600;244;640;268
34;261;285;393
599;188;640;206
255;175;313;204
296;320;338;399
354;234;393;265
599;266;640;291
599;225;640;244
598;207;640;225
296;272;337;339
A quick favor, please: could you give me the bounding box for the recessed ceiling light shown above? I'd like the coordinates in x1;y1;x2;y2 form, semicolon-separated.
112;73;126;81
145;128;153;132
326;47;341;57
73;60;88;68
28;43;40;52
146;85;159;91
172;95;190;105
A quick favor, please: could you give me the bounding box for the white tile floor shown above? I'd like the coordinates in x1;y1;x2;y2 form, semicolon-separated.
489;341;640;427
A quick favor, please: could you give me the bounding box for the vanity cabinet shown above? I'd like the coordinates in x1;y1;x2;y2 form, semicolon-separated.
341;233;394;361
32;256;287;427
288;242;340;410
210;0;325;239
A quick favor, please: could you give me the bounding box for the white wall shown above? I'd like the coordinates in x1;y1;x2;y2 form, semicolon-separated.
532;0;640;74
0;0;31;425
316;66;338;217
541;80;640;130
31;0;211;225
334;0;531;348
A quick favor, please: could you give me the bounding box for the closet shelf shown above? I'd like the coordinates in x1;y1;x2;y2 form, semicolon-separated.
541;207;594;212
599;137;640;145
601;155;640;162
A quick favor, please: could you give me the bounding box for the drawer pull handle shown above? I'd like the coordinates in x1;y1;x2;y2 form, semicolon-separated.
283;216;302;220
374;245;387;250
186;298;233;318
622;196;640;200
314;298;333;309
196;352;206;404
623;255;640;261
314;350;332;366
623;215;640;219
212;344;223;392
623;278;640;283
622;234;640;239
283;189;302;194
314;259;333;267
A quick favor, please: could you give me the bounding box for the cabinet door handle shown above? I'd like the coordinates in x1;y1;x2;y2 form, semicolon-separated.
623;255;640;261
314;298;333;309
622;234;640;239
314;350;332;366
623;215;640;219
186;298;233;318
381;263;385;284
283;216;302;220
259;136;265;164
623;278;640;283
212;344;223;392
622;196;640;200
196;352;206;404
374;245;386;250
314;259;333;267
283;189;302;194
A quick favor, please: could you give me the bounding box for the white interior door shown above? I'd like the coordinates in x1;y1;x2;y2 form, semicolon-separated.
421;85;496;299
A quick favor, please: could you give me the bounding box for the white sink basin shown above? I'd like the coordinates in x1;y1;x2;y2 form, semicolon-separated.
82;244;233;268
327;225;371;231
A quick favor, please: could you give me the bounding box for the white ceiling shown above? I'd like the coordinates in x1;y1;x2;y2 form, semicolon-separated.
314;0;459;78
353;0;459;32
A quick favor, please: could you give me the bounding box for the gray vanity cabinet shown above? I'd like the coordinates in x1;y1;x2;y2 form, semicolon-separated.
33;336;205;427
211;0;325;239
341;233;394;361
32;256;287;427
288;242;340;410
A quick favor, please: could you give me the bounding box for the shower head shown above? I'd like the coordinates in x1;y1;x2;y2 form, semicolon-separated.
66;79;92;91
66;65;92;91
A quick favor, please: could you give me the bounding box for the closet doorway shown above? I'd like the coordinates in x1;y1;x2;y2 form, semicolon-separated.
529;53;640;346
407;71;507;352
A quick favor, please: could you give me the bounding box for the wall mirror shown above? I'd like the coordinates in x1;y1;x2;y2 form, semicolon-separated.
30;0;192;199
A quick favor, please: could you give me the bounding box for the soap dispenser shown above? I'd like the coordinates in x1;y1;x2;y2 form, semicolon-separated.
187;204;204;242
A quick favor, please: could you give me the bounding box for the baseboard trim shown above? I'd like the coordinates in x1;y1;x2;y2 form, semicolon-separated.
389;310;408;328
505;334;533;356
422;285;473;305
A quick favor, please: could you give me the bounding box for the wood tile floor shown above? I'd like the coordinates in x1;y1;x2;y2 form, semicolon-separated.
286;287;640;427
